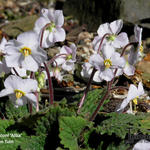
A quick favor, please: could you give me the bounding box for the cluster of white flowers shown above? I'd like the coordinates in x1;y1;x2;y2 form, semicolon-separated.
80;19;145;114
0;8;77;108
81;19;143;82
0;8;145;115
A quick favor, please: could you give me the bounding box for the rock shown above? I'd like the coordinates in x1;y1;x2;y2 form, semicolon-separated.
1;15;38;37
63;0;150;33
47;47;60;58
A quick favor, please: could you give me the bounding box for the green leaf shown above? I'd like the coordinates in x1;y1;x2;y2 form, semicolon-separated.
78;89;108;118
59;116;90;150
95;112;150;140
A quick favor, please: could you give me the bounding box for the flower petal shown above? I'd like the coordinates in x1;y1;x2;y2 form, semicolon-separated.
116;98;130;112
5;53;22;68
53;28;66;42
127;84;138;101
21;55;39;72
134;25;142;43
17;31;38;48
138;82;144;96
112;32;129;48
102;44;115;59
25;93;37;103
4;75;22;89
100;68;114;81
0;88;13;97
89;54;104;69
123;63;135;76
111;52;126;68
81;62;93;78
48;32;54;43
54;10;64;27
0;37;7;52
19;79;38;93
11;67;27;77
115;68;123;77
34;17;49;34
31;46;47;64
62;62;74;71
133;140;150;150
93;70;102;82
128;46;138;65
41;30;52;48
92;36;101;51
41;8;49;18
110;19;123;34
97;23;112;38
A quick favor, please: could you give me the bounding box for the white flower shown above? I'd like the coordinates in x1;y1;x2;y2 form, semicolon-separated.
50;67;63;81
93;19;129;51
55;44;76;72
129;25;143;64
0;37;10;75
5;31;47;72
133;139;150;150
0;75;38;107
117;82;144;112
119;26;143;76
90;44;125;81
34;8;66;48
81;62;102;82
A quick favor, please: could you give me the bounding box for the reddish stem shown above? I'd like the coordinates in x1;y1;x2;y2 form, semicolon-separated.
28;102;32;114
77;68;96;113
40;23;51;47
77;33;110;113
89;82;111;121
121;42;138;57
47;53;68;65
97;33;110;53
35;91;39;112
89;42;139;120
29;71;35;114
13;68;19;76
44;62;54;105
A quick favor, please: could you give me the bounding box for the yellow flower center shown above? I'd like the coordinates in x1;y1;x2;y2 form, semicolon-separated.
140;42;143;53
20;47;32;57
133;96;139;105
46;22;56;32
107;34;116;41
104;59;112;69
66;54;72;60
125;61;129;66
14;89;25;99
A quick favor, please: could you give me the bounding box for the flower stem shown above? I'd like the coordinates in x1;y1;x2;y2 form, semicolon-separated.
28;71;35;114
47;53;68;65
77;33;110;113
40;23;51;47
44;62;54;105
28;102;32;114
121;42;138;57
35;91;39;112
13;68;19;76
30;71;34;79
77;68;96;113
110;42;139;86
97;33;110;53
89;82;111;121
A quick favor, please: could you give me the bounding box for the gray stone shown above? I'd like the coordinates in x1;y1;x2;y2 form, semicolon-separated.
1;15;38;37
63;0;150;31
